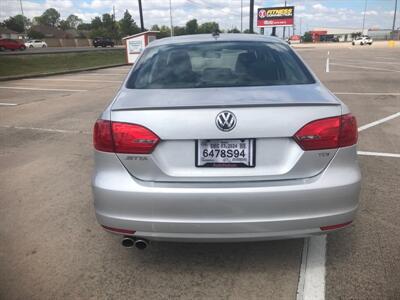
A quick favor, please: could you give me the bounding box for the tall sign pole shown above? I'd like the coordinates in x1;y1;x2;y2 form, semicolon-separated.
138;0;144;32
249;0;254;33
283;0;287;38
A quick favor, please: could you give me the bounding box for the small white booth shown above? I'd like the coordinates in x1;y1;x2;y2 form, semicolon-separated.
123;31;158;64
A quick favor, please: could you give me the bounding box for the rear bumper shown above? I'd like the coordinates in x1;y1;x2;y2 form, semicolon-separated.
92;146;361;242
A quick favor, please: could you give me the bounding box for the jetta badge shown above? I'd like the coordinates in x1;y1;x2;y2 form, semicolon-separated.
216;111;237;132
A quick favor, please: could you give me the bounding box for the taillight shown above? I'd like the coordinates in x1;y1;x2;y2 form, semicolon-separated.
93;120;114;152
294;114;357;150
111;122;159;154
93;120;159;154
338;114;358;147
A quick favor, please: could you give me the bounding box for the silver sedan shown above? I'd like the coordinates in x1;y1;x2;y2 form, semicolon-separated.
92;34;361;249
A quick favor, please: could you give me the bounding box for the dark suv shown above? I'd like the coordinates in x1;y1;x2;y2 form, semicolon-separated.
93;37;114;48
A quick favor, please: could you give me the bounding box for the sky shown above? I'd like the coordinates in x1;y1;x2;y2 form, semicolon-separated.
0;0;398;34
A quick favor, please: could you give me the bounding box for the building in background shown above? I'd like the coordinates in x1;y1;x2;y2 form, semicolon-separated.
309;27;367;42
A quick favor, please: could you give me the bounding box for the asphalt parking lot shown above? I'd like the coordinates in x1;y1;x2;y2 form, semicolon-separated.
0;45;399;299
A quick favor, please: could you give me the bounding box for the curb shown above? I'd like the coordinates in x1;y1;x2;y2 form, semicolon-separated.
0;63;129;82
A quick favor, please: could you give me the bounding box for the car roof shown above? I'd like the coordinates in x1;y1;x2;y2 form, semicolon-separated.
148;33;285;48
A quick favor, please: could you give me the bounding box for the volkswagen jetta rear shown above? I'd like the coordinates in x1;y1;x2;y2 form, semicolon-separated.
92;34;361;243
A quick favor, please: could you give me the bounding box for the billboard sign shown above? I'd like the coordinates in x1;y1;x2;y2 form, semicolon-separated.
257;6;295;27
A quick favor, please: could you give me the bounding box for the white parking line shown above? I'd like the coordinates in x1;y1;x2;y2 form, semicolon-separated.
375;56;398;60
24;78;122;83
297;235;327;300
330;63;400;73
325;51;330;73
0;103;18;106
75;73;127;76
0;125;90;134
334;92;400;96
0;86;87;92
358;151;400;158
331;58;400;66
358;112;400;132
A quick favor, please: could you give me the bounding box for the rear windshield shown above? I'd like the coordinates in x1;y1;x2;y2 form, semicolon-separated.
126;41;315;89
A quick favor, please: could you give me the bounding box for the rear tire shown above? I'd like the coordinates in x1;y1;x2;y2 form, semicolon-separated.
29;45;33;48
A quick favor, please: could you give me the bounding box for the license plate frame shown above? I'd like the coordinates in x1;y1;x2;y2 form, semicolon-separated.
195;139;256;168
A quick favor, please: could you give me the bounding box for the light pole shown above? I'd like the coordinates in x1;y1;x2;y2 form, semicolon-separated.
19;0;25;35
249;0;254;33
169;0;174;36
362;0;368;34
392;0;398;39
240;0;243;32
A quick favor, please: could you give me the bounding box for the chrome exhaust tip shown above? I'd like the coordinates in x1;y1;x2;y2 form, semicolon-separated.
121;236;135;248
134;239;149;250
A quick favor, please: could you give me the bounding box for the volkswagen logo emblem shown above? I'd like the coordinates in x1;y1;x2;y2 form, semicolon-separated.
216;111;237;132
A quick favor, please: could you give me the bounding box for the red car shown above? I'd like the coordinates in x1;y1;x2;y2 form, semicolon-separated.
0;39;26;51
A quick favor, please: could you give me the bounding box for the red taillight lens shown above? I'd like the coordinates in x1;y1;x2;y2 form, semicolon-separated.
101;225;136;235
93;120;114;152
93;120;159;154
294;114;357;151
338;114;358;147
111;122;159;154
320;221;352;231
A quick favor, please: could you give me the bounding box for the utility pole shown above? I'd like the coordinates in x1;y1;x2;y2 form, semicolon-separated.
299;17;302;36
138;0;144;32
392;0;398;39
362;0;368;34
240;0;243;32
112;5;116;40
249;0;254;33
169;0;174;36
283;0;287;39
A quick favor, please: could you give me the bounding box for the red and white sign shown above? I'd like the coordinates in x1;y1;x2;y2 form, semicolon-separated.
257;6;295;28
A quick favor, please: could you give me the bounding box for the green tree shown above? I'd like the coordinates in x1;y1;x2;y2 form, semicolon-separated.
27;28;45;39
227;28;240;33
157;25;171;39
185;19;198;34
91;17;103;30
151;24;160;31
302;31;312;42
101;13;114;31
77;23;92;30
37;8;61;27
198;22;219;33
59;20;71;30
66;14;82;29
3;15;30;33
119;10;140;37
173;26;186;36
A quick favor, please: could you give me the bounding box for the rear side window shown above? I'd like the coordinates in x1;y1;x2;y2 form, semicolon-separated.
126;41;315;89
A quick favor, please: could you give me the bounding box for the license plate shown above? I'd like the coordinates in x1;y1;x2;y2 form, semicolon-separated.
196;139;255;167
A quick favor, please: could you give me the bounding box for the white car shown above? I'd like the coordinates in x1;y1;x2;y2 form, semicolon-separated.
352;36;373;46
25;40;47;48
